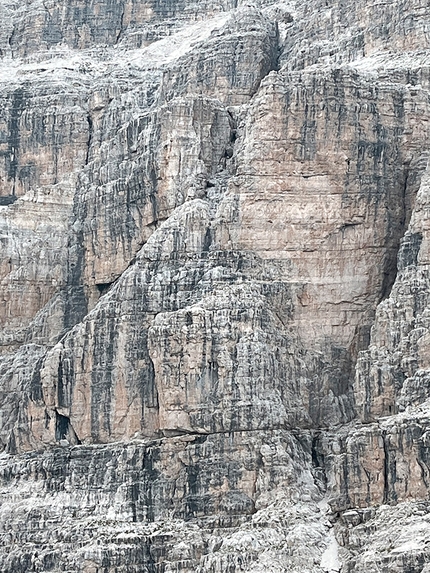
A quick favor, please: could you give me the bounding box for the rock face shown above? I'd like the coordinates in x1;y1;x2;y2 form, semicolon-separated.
1;0;430;571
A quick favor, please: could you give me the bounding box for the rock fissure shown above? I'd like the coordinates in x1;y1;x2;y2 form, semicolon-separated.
85;113;93;166
116;3;126;45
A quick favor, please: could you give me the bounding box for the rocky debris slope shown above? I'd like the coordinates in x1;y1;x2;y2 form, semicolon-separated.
1;0;430;571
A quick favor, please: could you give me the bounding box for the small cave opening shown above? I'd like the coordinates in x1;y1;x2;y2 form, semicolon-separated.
378;251;400;303
0;195;17;206
96;282;112;295
55;411;81;445
55;412;70;441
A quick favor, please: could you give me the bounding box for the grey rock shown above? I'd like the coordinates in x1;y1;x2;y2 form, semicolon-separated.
1;0;430;572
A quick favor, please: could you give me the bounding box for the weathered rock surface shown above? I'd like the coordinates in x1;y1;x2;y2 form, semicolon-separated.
356;163;430;422
1;0;430;571
0;431;327;572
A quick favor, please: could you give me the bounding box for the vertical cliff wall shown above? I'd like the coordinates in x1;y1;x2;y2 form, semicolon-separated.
1;1;430;571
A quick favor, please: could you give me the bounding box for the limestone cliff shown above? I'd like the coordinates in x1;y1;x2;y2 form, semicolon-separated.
1;0;430;571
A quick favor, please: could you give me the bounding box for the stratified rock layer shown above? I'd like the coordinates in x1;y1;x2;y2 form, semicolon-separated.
1;0;430;571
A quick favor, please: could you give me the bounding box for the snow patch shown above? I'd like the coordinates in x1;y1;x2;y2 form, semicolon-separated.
320;531;341;572
0;11;230;86
125;12;230;69
391;540;425;554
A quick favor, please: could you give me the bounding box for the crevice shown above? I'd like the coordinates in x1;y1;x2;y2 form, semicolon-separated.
382;429;392;505
417;438;430;489
7;88;26;197
382;431;389;504
116;3;125;44
6;431;17;455
85;113;93;165
41;0;52;18
161;428;209;438
248;20;280;100
311;431;328;492
8;25;16;54
144;353;159;422
30;358;44;403
272;21;282;73
378;165;415;303
156;423;326;441
57;353;66;408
